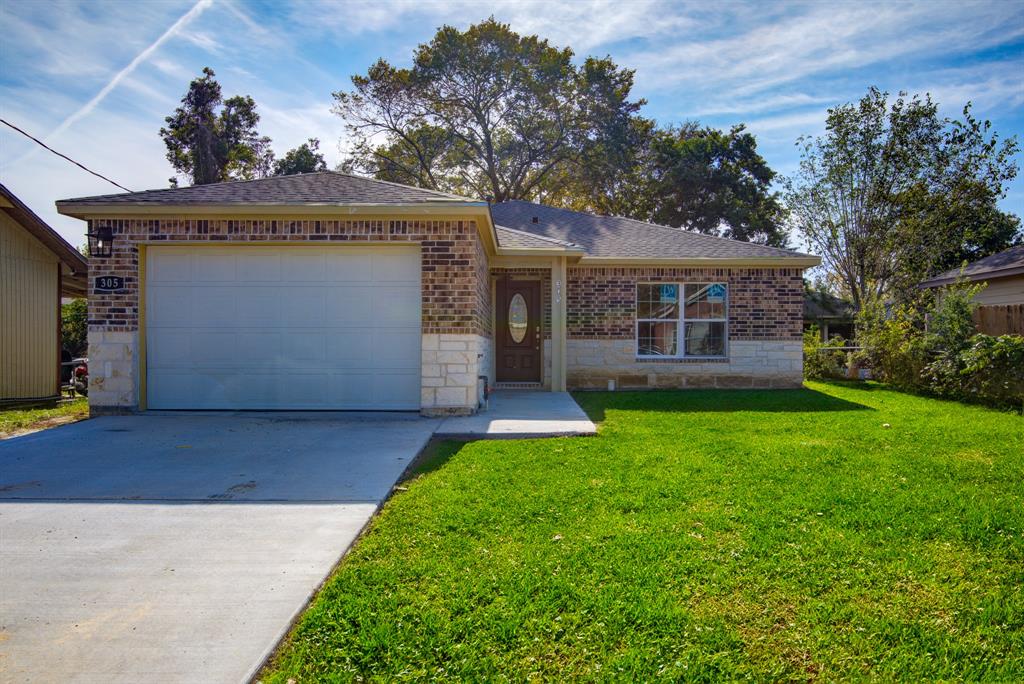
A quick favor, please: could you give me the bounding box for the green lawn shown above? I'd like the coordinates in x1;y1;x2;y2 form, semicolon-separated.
0;397;88;438
262;382;1023;682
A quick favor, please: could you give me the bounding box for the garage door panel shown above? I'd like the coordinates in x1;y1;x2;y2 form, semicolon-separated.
373;329;421;365
373;285;420;323
193;253;237;282
282;332;326;362
148;330;192;365
191;332;238;363
372;251;420;282
281;287;326;325
147;246;421;410
236;253;281;282
281;252;326;281
324;286;374;323
236;331;283;363
237;288;282;324
192;287;238;326
325;252;373;281
149;251;192;283
149;287;191;326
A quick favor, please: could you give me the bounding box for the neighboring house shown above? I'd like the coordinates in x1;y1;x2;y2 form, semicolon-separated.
1;184;88;402
55;172;818;416
920;245;1024;335
804;289;855;341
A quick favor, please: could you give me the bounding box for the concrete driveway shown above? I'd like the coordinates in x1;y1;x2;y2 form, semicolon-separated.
0;412;440;683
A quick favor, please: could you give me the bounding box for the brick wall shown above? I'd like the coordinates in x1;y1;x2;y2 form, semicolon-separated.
86;217;488;336
566;266;803;341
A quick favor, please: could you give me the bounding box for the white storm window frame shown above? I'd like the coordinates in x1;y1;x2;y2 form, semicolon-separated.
635;282;729;359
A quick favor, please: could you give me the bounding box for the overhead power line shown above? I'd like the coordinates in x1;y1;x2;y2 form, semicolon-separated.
0;118;133;193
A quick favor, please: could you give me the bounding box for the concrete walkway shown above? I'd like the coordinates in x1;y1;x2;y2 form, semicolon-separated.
0;413;439;683
435;390;596;438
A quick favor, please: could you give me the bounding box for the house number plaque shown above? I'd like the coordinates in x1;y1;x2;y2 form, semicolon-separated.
94;276;125;292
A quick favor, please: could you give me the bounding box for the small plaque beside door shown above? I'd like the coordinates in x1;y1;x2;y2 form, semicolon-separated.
94;276;125;292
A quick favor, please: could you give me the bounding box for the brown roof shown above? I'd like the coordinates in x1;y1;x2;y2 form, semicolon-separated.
1;184;87;297
490;200;815;261
920;245;1024;287
56;171;480;207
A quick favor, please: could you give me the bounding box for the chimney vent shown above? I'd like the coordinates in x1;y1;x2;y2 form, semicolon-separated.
531;216;539;223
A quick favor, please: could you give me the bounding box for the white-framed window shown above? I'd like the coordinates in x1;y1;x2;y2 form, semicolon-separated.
636;283;728;358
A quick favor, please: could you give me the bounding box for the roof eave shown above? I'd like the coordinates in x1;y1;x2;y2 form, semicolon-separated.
496;246;587;257
920;264;1024;288
576;255;821;268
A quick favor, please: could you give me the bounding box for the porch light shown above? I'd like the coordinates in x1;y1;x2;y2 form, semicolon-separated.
87;223;114;257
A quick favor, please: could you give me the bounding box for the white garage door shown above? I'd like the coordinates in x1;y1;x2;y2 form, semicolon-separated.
145;245;421;410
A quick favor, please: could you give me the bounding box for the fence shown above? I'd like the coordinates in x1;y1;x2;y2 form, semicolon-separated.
973;304;1024;336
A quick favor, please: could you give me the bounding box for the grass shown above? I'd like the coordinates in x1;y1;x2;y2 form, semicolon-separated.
0;398;88;438
262;382;1023;681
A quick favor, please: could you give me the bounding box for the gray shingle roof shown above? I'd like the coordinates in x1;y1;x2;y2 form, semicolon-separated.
920;245;1024;287
494;224;581;250
56;171;479;206
490;200;813;260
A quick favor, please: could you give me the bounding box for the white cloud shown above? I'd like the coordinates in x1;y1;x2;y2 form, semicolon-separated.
11;0;214;166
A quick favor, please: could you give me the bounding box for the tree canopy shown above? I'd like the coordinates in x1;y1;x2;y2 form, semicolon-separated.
160;67;273;185
273;138;328;176
336;18;645;204
784;87;1020;308
335;19;788;245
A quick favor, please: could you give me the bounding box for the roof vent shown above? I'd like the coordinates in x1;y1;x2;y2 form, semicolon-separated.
531;216;539;223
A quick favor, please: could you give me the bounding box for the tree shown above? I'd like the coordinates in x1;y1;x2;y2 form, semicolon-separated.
643;124;787;245
335;18;647;202
61;298;87;356
784;88;1020;309
160;67;273;185
273;138;328;176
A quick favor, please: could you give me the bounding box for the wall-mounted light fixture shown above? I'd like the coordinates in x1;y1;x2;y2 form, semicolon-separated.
86;223;114;258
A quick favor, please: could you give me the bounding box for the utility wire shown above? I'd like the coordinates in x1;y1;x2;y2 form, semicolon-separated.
1;118;133;193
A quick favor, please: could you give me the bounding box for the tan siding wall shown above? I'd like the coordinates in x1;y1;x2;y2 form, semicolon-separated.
1;211;59;399
973;275;1024;306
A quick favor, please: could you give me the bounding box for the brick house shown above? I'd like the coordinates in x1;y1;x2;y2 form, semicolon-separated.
56;172;818;416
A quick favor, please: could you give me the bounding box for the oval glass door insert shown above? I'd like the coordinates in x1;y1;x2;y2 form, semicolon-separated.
508;293;528;343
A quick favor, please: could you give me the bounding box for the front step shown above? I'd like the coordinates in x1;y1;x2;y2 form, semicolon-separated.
493;382;543;390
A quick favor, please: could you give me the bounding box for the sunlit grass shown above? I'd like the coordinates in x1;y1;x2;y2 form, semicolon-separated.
262;382;1023;681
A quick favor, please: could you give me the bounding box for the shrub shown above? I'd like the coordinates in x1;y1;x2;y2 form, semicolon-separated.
855;299;930;391
923;282;984;396
803;326;848;380
957;335;1024;410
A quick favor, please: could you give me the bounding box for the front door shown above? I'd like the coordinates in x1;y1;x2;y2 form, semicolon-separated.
496;277;542;383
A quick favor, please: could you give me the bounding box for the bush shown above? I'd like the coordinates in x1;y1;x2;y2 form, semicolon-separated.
854;282;1023;411
803;326;848;380
923;282;984;395
855;299;930;390
957;335;1024;410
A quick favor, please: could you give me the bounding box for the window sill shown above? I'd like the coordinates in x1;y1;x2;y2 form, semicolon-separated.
635;356;729;364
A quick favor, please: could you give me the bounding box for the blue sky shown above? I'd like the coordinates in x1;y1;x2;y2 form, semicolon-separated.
1;0;1023;247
